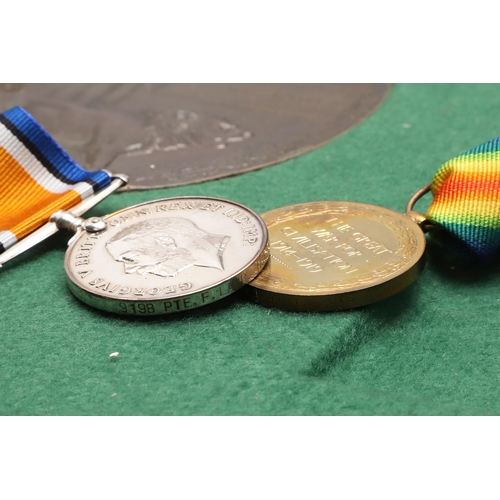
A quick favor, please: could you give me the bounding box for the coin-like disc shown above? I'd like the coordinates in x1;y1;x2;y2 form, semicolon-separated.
247;201;426;311
65;197;269;315
0;83;391;189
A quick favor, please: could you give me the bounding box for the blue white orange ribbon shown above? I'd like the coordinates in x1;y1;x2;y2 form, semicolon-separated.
0;106;111;253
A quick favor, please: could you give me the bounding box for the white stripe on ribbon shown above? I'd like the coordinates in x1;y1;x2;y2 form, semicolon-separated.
0;230;17;250
0;122;93;199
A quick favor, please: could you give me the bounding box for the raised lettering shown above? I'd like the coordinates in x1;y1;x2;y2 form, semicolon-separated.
336;224;353;233
282;226;298;237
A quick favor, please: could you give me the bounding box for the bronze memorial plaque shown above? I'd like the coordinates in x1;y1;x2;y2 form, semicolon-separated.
0;83;391;189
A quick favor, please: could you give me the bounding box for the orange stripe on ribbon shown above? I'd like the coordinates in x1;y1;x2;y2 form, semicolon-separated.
0;146;82;240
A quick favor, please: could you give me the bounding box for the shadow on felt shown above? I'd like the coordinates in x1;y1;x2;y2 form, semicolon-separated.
1;230;69;272
425;238;500;285
304;283;416;378
304;236;500;379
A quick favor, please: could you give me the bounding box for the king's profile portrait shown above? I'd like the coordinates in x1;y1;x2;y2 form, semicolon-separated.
105;217;230;277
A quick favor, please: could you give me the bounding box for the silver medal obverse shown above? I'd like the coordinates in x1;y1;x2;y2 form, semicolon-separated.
64;197;269;315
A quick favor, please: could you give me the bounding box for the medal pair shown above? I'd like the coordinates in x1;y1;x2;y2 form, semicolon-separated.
1;106;498;315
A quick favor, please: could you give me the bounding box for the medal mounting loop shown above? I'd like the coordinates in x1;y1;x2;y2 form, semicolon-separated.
0;173;128;267
50;211;84;233
405;183;434;233
50;212;107;234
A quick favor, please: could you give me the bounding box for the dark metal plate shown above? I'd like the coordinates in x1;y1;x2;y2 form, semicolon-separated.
0;84;391;190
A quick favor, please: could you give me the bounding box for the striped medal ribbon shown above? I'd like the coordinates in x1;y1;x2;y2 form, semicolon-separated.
0;106;113;254
426;137;500;262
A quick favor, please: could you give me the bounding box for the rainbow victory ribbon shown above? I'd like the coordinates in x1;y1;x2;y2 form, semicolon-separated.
0;106;111;253
427;137;500;262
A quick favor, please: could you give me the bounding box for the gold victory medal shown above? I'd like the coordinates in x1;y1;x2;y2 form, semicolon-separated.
248;201;426;311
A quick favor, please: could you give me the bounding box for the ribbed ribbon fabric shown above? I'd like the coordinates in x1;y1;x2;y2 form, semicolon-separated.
0;106;111;253
427;137;500;261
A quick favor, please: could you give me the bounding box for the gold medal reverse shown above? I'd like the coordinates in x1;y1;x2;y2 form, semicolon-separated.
65;196;269;315
247;201;426;311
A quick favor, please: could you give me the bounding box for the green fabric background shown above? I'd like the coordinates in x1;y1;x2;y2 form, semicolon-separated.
2;83;500;416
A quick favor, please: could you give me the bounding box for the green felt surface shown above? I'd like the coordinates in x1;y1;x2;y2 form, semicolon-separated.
2;83;500;415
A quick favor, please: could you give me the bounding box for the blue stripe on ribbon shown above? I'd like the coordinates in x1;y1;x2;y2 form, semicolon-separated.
432;220;500;261
464;136;500;156
2;107;110;191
